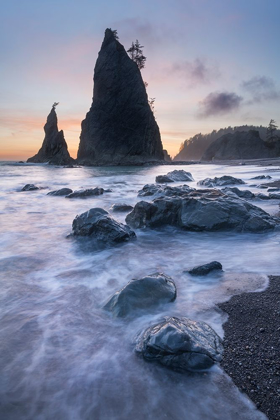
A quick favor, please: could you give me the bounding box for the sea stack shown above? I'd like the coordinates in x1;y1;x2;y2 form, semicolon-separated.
77;28;164;165
27;104;74;165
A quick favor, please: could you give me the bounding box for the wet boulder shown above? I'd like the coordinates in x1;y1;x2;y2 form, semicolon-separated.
126;189;278;232
72;208;136;244
198;176;245;187
221;187;255;200
138;184;194;198
187;261;223;276
21;184;40;191
156;175;174;183
251;175;272;180
47;188;73;196
135;317;223;371
104;273;176;317
156;170;194;183
110;203;134;212
66;188;104;198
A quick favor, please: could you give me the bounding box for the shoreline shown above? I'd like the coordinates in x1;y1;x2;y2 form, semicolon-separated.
218;275;280;420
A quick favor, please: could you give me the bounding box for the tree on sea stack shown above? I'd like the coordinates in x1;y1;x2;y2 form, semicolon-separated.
77;28;164;165
127;40;146;70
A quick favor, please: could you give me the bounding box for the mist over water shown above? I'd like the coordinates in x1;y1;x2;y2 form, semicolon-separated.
1;162;279;419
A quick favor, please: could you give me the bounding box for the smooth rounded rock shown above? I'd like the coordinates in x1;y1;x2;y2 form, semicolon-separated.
198;176;245;187
47;188;73;196
187;261;223;276
21;184;40;191
110;203;134;212
66;188;104;198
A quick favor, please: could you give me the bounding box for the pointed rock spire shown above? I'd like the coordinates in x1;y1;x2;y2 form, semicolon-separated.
77;28;164;165
27;104;74;165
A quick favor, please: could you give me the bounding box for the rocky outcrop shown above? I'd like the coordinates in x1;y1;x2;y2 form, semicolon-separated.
21;184;40;191
163;150;172;162
201;130;280;161
27;105;74;165
135;317;223;371
221;187;255;199
104;273;176;317
126;188;278;232
77;29;164;165
65;188;104;199
110;203;133;212
47;188;73;196
198;176;245;187
187;261;223;276
138;184;194;198
72;208;136;245
156;170;194;183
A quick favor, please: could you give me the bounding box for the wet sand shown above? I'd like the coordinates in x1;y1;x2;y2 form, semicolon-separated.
219;276;280;420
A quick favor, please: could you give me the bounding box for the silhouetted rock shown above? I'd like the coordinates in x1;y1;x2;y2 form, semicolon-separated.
163;150;172;162
198;176;245;187
110;203;133;212
72;208;136;244
66;188;104;198
135;317;223;371
201;130;280;161
126;189;278;232
27;105;74;165
21;184;40;191
77;29;164;165
187;261;223;276
103;273;176;317
47;188;73;196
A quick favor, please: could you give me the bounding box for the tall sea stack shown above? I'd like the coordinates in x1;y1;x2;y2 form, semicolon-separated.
27;105;74;165
77;29;164;165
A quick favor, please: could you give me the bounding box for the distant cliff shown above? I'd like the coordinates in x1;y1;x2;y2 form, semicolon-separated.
173;125;280;161
202;130;280;161
77;29;164;165
27;105;74;165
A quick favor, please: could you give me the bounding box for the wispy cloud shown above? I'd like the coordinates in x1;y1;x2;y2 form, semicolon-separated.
241;76;280;103
171;58;220;85
198;91;243;117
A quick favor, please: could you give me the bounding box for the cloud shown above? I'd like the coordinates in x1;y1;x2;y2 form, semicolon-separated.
171;58;220;85
198;91;243;117
241;76;280;102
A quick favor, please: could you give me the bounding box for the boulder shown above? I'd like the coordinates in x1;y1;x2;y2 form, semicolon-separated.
135;317;223;371
103;273;176;317
72;208;136;244
156;175;174;183
77;29;164;165
251;175;272;180
21;184;40;191
201;130;280;161
47;188;73;196
187;261;223;276
110;203;134;212
138;184;194;198
66;188;104;198
126;189;278;232
221;187;255;200
27;105;74;165
156;170;194;183
198;176;245;187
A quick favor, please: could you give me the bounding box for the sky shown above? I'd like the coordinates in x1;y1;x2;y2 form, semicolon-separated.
1;0;280;160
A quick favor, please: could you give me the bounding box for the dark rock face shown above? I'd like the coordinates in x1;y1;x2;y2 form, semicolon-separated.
110;203;133;212
251;175;272;180
72;208;136;244
47;188;73;196
138;184;194;198
104;273;176;317
163;150;172;162
198;176;245;187
135;317;223;371
156;170;194;183
126;189;278;232
21;184;39;191
27;106;74;165
188;261;223;276
77;29;164;165
66;188;104;199
201;130;280;161
221;187;255;200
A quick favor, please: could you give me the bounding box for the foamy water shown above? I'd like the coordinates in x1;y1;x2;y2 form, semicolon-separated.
1;161;279;419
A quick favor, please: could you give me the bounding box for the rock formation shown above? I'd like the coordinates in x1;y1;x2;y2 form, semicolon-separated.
201;130;280;161
77;29;164;165
27;105;74;165
163;150;172;162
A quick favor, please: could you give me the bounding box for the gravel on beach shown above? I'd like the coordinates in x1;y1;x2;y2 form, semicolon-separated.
219;276;280;420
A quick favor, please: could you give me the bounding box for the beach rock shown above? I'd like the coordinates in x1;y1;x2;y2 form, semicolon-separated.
66;188;104;198
126;189;278;232
47;188;73;196
138;184;194;198
269;193;280;199
251;175;272;180
187;261;223;276
201;130;280;161
255;193;270;200
103;273;176;317
27;105;74;165
222;187;255;199
110;203;133;212
198;176;245;187
156;170;194;183
156;175;174;183
21;184;40;191
135;317;223;371
77;29;164;165
72;208;136;244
